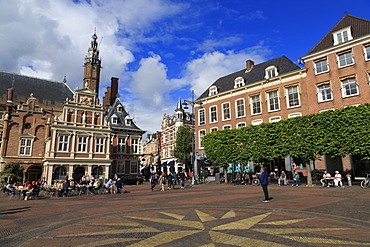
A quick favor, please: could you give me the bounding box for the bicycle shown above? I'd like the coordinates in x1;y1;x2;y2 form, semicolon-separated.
360;172;370;188
251;173;261;186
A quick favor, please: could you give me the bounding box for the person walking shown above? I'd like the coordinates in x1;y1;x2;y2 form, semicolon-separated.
259;167;270;202
149;171;158;192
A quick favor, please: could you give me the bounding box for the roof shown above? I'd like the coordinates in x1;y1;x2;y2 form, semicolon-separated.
0;71;74;104
305;14;370;56
197;56;300;100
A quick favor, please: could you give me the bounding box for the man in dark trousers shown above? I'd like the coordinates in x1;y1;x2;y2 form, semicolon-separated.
259;167;270;202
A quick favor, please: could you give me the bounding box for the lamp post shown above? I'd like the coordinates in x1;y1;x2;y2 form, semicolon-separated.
182;90;202;185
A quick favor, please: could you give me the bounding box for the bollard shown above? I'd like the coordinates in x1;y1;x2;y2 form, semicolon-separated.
346;174;352;186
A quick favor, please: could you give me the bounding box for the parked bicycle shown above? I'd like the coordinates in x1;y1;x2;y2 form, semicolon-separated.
251;172;261;186
360;172;370;188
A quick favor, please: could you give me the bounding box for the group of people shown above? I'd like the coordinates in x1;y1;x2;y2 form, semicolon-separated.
149;170;192;191
320;170;344;188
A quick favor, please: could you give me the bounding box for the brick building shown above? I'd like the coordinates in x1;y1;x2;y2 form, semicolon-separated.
0;32;145;183
195;14;370;180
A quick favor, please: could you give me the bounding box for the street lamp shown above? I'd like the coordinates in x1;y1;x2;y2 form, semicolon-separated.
182;90;202;185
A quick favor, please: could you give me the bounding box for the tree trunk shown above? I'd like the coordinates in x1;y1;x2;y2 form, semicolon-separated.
306;162;312;186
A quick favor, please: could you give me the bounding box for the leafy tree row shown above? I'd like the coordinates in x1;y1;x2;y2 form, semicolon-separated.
202;104;370;174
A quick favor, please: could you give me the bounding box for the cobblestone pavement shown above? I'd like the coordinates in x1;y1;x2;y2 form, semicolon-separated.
1;183;369;247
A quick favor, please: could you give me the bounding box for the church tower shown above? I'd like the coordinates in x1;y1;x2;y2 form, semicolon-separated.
83;30;101;96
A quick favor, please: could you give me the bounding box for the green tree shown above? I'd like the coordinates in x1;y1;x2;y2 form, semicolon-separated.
0;162;24;183
173;125;193;163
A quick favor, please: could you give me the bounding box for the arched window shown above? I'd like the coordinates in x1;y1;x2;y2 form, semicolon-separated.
93;167;103;178
53;166;67;181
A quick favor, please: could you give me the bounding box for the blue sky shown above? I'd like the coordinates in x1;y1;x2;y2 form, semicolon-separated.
1;0;369;134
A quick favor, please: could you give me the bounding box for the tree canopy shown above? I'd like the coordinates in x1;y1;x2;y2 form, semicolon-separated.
173;125;193;163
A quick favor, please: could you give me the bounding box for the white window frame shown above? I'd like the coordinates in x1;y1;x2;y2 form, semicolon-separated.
209;86;218;96
199;109;205;125
234;77;245;88
267;90;280;112
286;86;300;108
117;105;123;112
251;119;263;126
19;138;33;156
112;117;118;124
223;125;231;130
251;95;261;115
58;135;69;152
237;122;246;129
117;137;126;153
337;50;354;68
236;99;245;118
317;83;333;102
131;138;139;154
117;160;125;174
77;136;88;153
95;137;105;153
130;160;138;174
222;102;231;121
288;113;302;118
365;45;370;61
315;58;329;74
341;77;359;98
265;65;278;79
199;130;206;148
210;127;218;132
269;116;281;123
210;106;217;123
333;27;352;45
320;108;335;113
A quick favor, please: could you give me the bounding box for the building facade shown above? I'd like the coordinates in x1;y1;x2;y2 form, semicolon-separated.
0;32;145;183
195;14;370;179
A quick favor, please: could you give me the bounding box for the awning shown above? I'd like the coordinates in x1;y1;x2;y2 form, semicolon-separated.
167;160;175;166
161;162;167;167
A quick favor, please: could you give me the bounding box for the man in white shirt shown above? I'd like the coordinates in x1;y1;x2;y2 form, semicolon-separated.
321;170;332;187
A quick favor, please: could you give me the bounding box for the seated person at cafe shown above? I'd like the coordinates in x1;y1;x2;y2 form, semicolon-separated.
60;179;70;197
321;170;332;187
115;178;124;193
333;171;343;187
6;181;17;193
278;171;287;186
292;171;300;186
105;179;114;193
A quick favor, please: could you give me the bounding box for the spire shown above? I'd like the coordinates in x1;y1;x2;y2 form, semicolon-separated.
83;29;102;96
175;97;183;111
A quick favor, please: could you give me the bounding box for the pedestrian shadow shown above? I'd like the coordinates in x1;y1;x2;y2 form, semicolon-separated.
0;206;31;215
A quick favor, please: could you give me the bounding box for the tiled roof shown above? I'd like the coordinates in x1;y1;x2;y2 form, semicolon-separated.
0;71;74;104
305;14;370;56
197;56;300;100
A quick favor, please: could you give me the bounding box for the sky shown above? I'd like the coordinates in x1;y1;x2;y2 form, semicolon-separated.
1;0;369;135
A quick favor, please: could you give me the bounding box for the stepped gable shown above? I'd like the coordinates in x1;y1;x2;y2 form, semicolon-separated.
306;14;370;56
198;56;300;100
0;71;74;104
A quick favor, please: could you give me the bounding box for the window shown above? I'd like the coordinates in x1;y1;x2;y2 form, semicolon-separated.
315;58;329;74
268;91;280;111
53;167;67;181
287;86;300;108
269;116;281;123
58;135;69;152
117;105;123;112
77;136;88;152
236;99;245;118
209;86;218;96
117;161;125;173
199;130;206;148
222;103;230;120
251;95;261;115
237;123;246;129
265;66;278;79
317;83;333;102
117;137;126;153
333;27;352;45
96;137;105;153
199;109;205;125
234;77;244;88
210;127;218;132
210;106;217;123
223;125;231;130
92;167;103;178
338;50;354;68
130;161;138;174
131;138;139;154
112;117;118;124
341;77;358;97
19;138;33;156
364;45;370;60
288;113;302;118
252;119;263;125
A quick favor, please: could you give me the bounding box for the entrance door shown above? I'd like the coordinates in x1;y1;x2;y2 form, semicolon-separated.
27;165;42;182
74;167;85;182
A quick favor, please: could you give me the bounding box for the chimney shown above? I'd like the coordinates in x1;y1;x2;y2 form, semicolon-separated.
7;88;14;103
246;60;254;72
110;77;119;105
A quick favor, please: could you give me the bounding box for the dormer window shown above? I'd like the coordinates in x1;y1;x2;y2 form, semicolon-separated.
265;66;278;79
126;119;131;126
112;115;118;124
234;77;245;88
117;105;123;112
333;27;353;45
209;86;218;96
